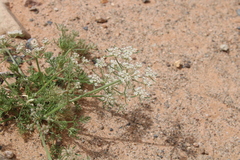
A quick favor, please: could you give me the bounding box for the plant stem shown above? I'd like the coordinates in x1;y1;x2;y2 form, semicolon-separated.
44;103;66;117
39;129;52;160
70;79;121;102
35;57;41;73
7;51;25;76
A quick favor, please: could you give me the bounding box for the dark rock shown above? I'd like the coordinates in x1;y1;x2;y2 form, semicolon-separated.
110;128;113;131
29;6;39;14
47;21;53;25
183;61;191;68
95;17;108;23
142;0;150;3
83;26;88;31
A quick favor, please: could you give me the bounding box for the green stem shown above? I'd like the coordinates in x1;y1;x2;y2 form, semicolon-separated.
35;68;64;95
35;57;41;73
44;103;66;117
7;50;25;76
0;117;15;123
39;129;52;160
70;80;121;102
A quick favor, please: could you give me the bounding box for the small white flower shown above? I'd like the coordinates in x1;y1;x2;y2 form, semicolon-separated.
25;49;32;54
95;57;107;68
134;87;148;99
0;35;6;40
42;38;49;44
16;43;24;53
82;57;90;63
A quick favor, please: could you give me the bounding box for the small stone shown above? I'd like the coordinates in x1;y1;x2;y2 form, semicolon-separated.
193;143;199;148
237;9;240;16
4;151;14;159
47;21;53;25
29;6;39;14
183;61;191;68
174;60;183;69
220;44;229;52
153;135;158;138
29;18;34;22
83;26;88;31
95;17;108;23
110;128;113;131
102;24;108;28
26;38;39;50
166;62;171;67
142;0;150;3
99;125;104;130
54;8;59;12
237;27;240;30
100;0;108;4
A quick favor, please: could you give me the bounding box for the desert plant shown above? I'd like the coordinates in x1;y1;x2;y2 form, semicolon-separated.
0;26;156;159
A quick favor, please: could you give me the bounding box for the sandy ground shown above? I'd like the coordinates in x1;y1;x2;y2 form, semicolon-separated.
0;0;240;159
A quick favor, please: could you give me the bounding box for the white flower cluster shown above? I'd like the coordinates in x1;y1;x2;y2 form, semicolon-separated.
42;38;49;45
0;35;6;40
70;52;79;64
133;87;149;99
86;46;156;108
0;35;7;43
95;57;107;68
88;74;102;86
7;30;23;37
16;43;24;53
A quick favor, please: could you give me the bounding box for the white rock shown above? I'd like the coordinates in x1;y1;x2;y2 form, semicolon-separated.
4;150;14;159
220;44;229;52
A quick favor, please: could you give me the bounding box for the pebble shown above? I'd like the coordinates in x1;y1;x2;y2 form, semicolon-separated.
83;26;88;31
95;17;108;23
54;8;59;12
237;9;240;16
174;60;183;69
29;6;39;14
220;44;229;52
193;142;199;148
47;21;53;25
100;0;108;4
26;38;39;50
4;151;14;159
142;0;150;3
153;135;158;138
110;128;113;131
183;60;191;68
0;154;11;160
29;18;34;22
